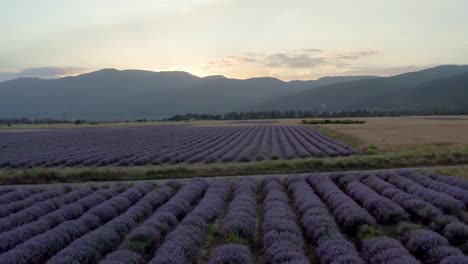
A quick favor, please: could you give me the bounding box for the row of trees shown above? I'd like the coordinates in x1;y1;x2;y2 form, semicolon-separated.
164;109;468;121
3;108;468;125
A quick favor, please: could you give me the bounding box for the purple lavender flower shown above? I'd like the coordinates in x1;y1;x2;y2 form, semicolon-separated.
333;174;408;223
362;236;420;264
150;180;232;264
261;177;309;264
121;179;207;255
307;175;376;231
47;185;177;264
384;173;465;213
0;183;152;263
101;250;145;264
400;228;465;264
221;177;257;243
209;244;254;264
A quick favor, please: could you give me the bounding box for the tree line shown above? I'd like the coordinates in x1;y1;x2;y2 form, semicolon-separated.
164;109;468;121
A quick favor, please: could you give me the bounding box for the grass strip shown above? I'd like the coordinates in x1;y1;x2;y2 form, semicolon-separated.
1;145;468;185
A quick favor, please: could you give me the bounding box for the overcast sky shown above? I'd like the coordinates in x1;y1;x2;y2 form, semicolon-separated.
1;0;467;81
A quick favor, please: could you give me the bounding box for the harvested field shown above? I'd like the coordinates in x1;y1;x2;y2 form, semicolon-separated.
0;169;467;263
0;125;355;168
310;115;468;151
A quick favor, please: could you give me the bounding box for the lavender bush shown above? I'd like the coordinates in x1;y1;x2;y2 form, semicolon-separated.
261;177;309;264
101;250;145;264
149;179;232;264
0;188;42;204
332;173;408;223
208;244;254;264
0;189;64;218
0;187;93;232
287;177;364;264
0;183;152;264
382;173;465;213
428;173;468;191
119;178;207;256
360;173;468;252
407;172;468;207
399;227;468;264
220;177;257;243
361;236;420;264
360;173;443;222
307;174;376;231
0;188;117;253
47;183;178;263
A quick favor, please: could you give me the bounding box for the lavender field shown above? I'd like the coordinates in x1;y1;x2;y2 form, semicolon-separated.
0;170;467;263
0;125;355;168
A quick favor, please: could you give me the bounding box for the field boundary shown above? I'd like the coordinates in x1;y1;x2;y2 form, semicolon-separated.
2;145;468;185
3;165;468;188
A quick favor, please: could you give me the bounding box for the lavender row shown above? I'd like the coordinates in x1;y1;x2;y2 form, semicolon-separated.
0;188;117;253
331;173;408;223
208;244;254;264
307;174;376;231
0;125;356;168
261;177;309;264
208;178;257;264
0;187;93;232
149;179;232;264
0;172;465;263
407;172;468;207
381;172;465;213
0;188;65;218
361;236;420;264
429;173;468;191
220;177;257;243
113;178;207;258
0;187;15;196
359;173;468;252
0;188;42;204
0;183;153;264
399;224;468;264
47;182;179;263
287;177;364;264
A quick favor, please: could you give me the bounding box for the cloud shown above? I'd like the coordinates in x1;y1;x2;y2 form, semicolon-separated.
203;49;327;70
264;53;325;68
332;50;381;60
301;48;323;53
204;56;258;68
200;48;384;80
0;67;88;82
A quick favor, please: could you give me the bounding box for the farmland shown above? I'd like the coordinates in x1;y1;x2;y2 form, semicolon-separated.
2;116;468;185
0;125;355;168
0;169;467;263
310;115;468;151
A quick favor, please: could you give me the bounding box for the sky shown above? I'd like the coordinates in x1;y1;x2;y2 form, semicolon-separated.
0;0;467;81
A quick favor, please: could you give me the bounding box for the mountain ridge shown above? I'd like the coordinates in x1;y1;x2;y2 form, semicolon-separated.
1;65;467;119
257;65;468;112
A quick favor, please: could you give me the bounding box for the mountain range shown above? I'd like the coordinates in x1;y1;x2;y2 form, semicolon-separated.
0;65;467;119
258;65;468;112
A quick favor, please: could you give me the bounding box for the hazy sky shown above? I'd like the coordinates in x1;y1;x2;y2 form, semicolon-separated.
1;0;467;81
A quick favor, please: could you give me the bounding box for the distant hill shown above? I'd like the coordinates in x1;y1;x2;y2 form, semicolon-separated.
287;75;378;89
0;69;374;119
1;65;467;119
389;72;468;111
257;65;468;112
